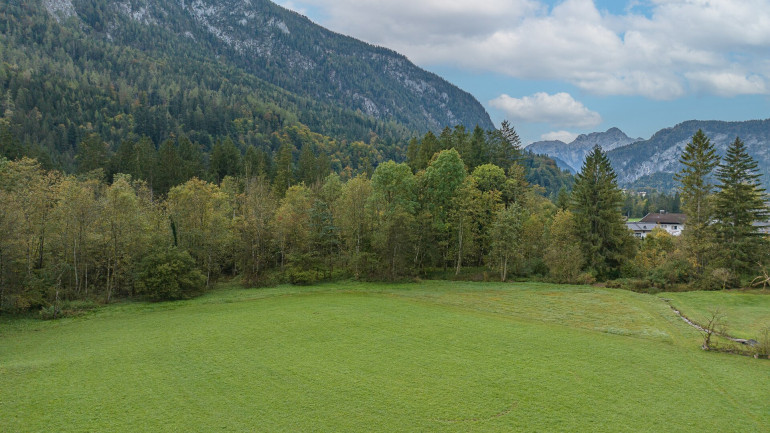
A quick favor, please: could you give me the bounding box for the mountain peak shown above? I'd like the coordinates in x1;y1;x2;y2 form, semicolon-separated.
527;127;640;172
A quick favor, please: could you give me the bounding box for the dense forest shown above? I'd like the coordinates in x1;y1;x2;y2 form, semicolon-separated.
2;129;767;317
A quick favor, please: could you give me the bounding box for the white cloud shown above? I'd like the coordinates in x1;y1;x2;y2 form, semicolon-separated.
489;92;602;128
281;0;770;99
541;131;579;143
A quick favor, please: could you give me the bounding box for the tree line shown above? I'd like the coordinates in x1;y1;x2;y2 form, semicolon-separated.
1;129;767;316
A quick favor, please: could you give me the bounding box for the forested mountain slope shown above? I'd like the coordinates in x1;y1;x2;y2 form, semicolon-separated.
0;0;492;170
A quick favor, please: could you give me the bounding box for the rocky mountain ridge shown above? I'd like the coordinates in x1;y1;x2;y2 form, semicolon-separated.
607;119;770;190
527;119;770;191
526;127;642;172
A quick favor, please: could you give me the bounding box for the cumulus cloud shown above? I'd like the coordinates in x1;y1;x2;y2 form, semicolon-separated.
541;131;579;143
278;0;770;99
489;92;602;128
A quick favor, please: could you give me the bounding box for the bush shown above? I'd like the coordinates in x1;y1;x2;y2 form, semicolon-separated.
135;247;206;301
286;268;319;286
575;273;596;285
606;278;658;293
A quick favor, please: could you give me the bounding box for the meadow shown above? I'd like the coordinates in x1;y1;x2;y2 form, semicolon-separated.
2;281;769;432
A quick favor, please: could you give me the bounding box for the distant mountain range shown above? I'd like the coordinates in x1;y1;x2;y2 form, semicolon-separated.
527;120;770;190
527;128;642;173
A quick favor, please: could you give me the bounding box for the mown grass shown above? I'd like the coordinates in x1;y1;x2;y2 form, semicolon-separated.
2;281;769;432
662;289;770;339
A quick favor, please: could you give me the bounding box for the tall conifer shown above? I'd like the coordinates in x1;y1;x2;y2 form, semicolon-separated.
713;137;769;275
674;129;719;274
570;146;633;279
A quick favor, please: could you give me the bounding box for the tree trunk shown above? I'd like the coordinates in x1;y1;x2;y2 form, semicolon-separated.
455;222;463;276
501;256;508;282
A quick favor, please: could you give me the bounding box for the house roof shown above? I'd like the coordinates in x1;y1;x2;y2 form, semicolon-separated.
639;212;686;224
626;222;651;231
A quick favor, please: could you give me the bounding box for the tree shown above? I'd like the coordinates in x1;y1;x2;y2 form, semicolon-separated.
415;131;439;171
273;184;313;271
336;175;373;278
675;129;719;275
101;175;153;302
488;120;521;169
544;210;584;283
167;178;232;287
232;176;276;285
208;138;242;183
421;149;467;269
471;164;506;193
76;133;109;176
450;176;482;275
135;247;206;301
713;137;769;275
273;141;294;197
370;161;417;278
570;146;634;279
489;203;525;281
155;138;183;194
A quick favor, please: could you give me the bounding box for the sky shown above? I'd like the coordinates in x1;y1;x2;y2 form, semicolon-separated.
275;0;770;145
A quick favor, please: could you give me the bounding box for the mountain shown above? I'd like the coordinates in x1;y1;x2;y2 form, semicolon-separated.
0;0;492;170
607;119;770;190
45;0;493;133
526;128;641;172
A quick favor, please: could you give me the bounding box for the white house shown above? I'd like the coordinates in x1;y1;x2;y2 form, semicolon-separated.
626;212;686;238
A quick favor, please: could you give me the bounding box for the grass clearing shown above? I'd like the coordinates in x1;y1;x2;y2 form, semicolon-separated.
662;289;770;339
2;281;769;432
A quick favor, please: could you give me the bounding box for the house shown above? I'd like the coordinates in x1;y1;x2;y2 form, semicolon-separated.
626;211;686;238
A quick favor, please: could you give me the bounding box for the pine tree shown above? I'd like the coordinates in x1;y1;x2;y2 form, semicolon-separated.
713;137;769;275
415;131;439;171
273;141;294;197
570;146;633;279
674;129;720;274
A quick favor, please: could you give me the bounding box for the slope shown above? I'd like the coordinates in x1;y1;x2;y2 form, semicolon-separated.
0;0;492;170
2;281;768;432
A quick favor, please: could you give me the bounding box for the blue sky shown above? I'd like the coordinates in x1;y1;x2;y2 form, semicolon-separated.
276;0;770;145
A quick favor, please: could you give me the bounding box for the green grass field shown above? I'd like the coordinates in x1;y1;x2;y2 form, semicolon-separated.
2;281;769;432
662;289;770;338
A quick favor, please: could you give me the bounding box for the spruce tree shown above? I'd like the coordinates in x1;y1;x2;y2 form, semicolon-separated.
674;129;719;274
570;146;633;279
713;137;769;275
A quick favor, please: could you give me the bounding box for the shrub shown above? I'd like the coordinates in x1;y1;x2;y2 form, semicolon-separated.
286;268;319;286
135;247;206;301
576;273;596;285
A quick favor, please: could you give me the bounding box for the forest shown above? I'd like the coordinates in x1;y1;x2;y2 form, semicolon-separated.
1;125;767;316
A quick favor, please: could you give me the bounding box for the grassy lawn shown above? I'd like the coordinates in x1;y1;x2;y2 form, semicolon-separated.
662;289;770;339
2;281;769;432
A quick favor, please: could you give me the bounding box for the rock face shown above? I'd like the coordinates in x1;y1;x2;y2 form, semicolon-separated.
527;120;770;190
54;0;494;133
526;128;641;172
607;119;770;189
